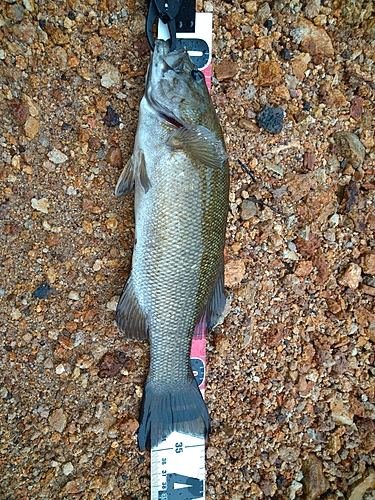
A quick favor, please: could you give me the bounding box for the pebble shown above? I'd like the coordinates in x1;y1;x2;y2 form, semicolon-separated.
256;60;282;86
106;296;119;311
55;363;66;374
68;291;80;300
63;462;74;475
296;18;334;57
106;146;123;168
240;199;257;220
237;118;257;133
361;253;375;275
338;263;362;289
347;468;375;500
104;106;121;127
101;66;121;88
215;60;239;81
224;260;246;288
48;408;67;433
280;48;292;61
257;106;284;134
302;454;329;500
333;131;366;168
350;96;363;120
24;116;40;139
48;148;68;164
33;283;52;298
31;197;49;214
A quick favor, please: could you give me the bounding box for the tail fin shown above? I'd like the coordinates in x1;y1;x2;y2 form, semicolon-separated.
137;378;210;451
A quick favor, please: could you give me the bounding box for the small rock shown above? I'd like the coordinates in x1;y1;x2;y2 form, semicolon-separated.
280;48;292;61
350;96;363;120
361;253;375;275
224;259;246;288
331;398;353;425
97;350;135;378
87;33;103;56
304;0;321;19
302;152;315;171
296;18;334;57
257;106;284;134
302;453;329;500
347;467;375;500
92;259;102;271
238;118;259;132
48;148;68;164
33;283;53;298
23;0;35;13
49;408;67;432
58;335;73;350
360;284;375;296
63;462;74;475
31;197;49;214
215;60;239;81
101;66;121;88
106;296;119;311
256;60;282;86
68;291;80;300
333;131;365;168
24;116;39;139
294;260;313;277
61;480;85;495
106;146;123;168
289;480;303;500
104;106;121;127
11;100;29;124
240;199;257;220
279;446;300;462
244;1;257;14
55;363;66;374
294;234;321;257
264;160;284;176
338;263;362;289
291;53;311;81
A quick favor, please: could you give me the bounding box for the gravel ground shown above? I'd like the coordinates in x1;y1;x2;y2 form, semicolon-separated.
1;0;375;498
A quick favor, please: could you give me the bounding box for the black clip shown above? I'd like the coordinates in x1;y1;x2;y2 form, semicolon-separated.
146;0;183;51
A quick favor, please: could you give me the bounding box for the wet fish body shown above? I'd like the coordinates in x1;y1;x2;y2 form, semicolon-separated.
115;40;229;451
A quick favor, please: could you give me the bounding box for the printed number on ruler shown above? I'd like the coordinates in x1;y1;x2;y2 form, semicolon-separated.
152;431;205;500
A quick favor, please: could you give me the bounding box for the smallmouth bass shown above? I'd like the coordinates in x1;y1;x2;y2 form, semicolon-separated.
115;39;229;451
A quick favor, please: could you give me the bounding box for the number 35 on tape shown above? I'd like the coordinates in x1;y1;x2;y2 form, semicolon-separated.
151;431;206;500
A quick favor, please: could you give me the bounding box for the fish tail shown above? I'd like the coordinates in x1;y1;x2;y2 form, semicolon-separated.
137;378;210;451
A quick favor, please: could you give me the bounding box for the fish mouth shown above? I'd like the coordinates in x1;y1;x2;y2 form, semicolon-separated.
145;39;186;129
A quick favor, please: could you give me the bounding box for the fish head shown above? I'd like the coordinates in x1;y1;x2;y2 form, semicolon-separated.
145;39;211;128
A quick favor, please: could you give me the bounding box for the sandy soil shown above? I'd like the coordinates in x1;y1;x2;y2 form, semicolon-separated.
1;0;375;498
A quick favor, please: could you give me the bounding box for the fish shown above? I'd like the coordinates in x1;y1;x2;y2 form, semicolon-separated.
115;39;229;451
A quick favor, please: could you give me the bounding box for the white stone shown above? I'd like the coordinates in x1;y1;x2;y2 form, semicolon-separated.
48;148;68;164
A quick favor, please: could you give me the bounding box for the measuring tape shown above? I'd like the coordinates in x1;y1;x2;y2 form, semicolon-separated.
151;13;213;500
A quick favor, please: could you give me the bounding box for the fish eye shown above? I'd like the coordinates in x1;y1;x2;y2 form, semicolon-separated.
191;69;204;82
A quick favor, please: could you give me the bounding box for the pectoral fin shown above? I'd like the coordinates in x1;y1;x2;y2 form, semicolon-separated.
166;125;228;169
138;152;151;193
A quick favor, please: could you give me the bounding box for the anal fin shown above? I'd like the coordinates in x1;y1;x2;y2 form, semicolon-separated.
194;260;226;339
207;260;227;330
116;275;148;339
